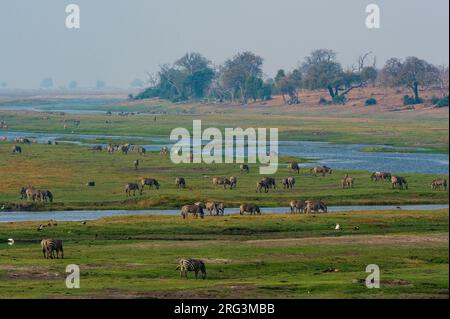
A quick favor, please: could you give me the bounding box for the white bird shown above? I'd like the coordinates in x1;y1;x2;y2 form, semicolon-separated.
7;238;14;246
335;224;341;231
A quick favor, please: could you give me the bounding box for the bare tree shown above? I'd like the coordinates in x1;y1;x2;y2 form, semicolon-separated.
437;65;449;97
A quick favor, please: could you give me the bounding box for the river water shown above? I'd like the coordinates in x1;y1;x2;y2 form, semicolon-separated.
0;204;448;223
1;131;448;174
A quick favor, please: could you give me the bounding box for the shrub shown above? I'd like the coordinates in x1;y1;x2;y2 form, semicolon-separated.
134;87;160;100
332;95;347;105
319;97;329;105
403;95;423;105
365;98;377;106
436;96;449;108
431;96;440;105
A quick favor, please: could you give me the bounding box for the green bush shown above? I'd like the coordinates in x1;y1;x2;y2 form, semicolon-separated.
365;98;377;106
319;97;329;105
134;87;160;100
436;96;449;108
332;95;347;105
431;96;440;105
403;95;423;105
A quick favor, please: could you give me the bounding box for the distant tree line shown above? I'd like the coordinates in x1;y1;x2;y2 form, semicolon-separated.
134;49;449;106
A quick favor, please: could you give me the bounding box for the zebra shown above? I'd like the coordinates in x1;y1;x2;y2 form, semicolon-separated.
125;183;141;197
176;258;207;279
38;190;54;203
40;239;64;259
12;145;22;154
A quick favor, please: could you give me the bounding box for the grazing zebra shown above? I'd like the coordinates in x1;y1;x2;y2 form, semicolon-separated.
125;183;141;197
38;190;54;203
176;258;207;279
229;176;237;189
282;177;295;189
216;202;225;216
431;178;447;191
140;178;160;191
21;187;40;201
175;177;186;189
288;162;300;174
41;239;64;259
256;180;269;193
12;145;22;154
181;204;204;219
262;177;276;189
240;164;250;173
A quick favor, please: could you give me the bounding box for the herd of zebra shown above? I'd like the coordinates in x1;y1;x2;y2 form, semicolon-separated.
371;171;448;191
30;161;446;280
179;198;328;220
20;186;53;202
15;156;447;209
103;144;147;155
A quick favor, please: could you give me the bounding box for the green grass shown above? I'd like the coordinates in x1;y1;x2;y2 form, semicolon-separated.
0;142;448;211
0;96;448;153
0;210;447;299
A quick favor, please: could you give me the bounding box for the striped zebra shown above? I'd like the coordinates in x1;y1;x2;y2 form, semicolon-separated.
40;239;64;259
176;258;207;279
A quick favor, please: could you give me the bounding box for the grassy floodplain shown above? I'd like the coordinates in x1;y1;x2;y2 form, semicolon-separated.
0;142;448;211
0;88;448;153
0;88;448;299
0;209;447;298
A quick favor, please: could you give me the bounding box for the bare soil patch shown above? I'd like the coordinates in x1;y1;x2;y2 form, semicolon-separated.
0;265;63;280
244;234;449;247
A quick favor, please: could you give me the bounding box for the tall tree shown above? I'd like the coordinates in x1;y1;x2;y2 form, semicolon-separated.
175;52;210;75
381;57;439;101
301;49;377;101
301;50;343;99
221;51;263;104
275;69;302;104
176;52;214;99
146;52;215;101
158;64;186;101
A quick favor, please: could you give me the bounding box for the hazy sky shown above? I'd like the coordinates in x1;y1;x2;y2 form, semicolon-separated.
0;0;448;89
